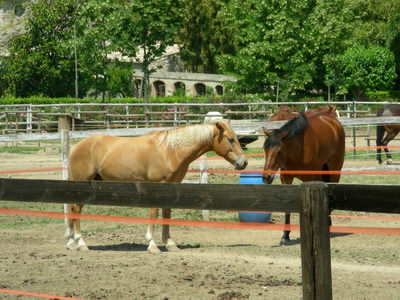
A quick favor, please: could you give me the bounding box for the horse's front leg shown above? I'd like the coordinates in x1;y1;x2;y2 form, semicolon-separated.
65;204;88;251
280;175;294;245
145;208;161;254
162;208;179;251
280;213;291;245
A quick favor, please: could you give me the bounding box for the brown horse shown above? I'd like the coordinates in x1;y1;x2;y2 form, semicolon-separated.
376;104;400;164
263;106;345;244
65;121;248;253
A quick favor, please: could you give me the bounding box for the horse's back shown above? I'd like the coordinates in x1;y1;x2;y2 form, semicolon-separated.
69;135;130;180
304;113;345;165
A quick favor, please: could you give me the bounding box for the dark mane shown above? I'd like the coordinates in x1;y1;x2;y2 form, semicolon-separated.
264;113;308;148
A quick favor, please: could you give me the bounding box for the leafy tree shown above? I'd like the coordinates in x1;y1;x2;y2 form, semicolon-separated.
217;0;351;97
325;45;396;99
178;0;235;73
344;0;400;87
113;0;183;102
106;62;134;97
4;0;81;97
76;0;120;100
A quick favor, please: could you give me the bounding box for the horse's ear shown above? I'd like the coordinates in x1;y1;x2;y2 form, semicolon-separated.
216;121;225;132
262;127;271;136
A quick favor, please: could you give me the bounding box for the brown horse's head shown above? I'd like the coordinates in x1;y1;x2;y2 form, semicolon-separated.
262;113;308;184
262;129;288;184
212;121;248;170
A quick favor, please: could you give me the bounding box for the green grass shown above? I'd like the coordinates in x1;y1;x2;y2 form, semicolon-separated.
345;149;400;161
0;146;42;154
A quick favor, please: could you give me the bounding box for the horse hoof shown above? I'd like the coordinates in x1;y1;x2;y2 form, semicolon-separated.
147;246;161;254
280;238;291;246
65;239;79;250
77;245;89;251
386;160;393;165
166;244;180;252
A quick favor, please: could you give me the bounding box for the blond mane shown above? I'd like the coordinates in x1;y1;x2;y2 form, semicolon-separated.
155;123;215;148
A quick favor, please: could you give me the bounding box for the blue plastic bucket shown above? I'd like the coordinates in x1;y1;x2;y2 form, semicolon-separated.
239;173;272;223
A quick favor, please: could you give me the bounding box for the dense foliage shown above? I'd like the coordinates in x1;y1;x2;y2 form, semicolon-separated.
0;0;399;101
325;46;396;99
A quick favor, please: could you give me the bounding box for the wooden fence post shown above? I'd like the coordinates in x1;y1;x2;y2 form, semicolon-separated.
300;182;332;300
58;115;72;181
58;115;71;227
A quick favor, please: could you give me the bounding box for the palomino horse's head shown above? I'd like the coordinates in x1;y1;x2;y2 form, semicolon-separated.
212;121;248;170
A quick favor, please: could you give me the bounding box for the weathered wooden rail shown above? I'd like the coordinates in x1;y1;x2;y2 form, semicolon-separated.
0;100;391;135
0;178;399;300
1;115;400;143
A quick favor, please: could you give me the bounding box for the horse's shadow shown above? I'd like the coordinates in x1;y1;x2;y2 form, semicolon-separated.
89;243;200;252
88;233;353;252
271;232;352;247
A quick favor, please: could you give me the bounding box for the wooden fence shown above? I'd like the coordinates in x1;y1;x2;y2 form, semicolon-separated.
1;114;400;143
0;178;399;300
0;100;391;135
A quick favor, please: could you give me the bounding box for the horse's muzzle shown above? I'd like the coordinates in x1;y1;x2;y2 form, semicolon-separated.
235;157;248;170
263;174;275;184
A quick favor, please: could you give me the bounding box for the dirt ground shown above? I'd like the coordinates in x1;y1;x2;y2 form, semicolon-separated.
1;138;400;300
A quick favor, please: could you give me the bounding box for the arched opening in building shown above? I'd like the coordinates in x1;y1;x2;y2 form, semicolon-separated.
194;83;206;96
215;85;224;95
153;80;166;97
174;82;186;96
133;79;142;98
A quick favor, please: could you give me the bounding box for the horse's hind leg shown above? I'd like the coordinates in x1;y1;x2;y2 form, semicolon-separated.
162;208;179;251
65;204;88;251
65;143;97;251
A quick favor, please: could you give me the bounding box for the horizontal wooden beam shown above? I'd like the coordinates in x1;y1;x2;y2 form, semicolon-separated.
2;116;400;142
0;178;301;212
328;184;400;213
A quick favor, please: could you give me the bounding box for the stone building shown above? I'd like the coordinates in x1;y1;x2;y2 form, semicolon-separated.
131;45;237;97
133;70;236;97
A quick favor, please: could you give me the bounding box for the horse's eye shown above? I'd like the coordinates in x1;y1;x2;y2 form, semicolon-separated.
228;138;235;144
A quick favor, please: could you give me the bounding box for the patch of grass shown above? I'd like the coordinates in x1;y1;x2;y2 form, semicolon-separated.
0;146;41;154
345;149;400;161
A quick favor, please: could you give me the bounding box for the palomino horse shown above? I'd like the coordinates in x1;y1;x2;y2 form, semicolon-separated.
376;104;400;164
66;121;248;253
263;106;345;244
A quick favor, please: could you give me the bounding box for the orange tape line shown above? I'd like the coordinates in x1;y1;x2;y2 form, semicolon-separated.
0;288;81;300
330;226;400;235
189;169;400;175
0;208;399;235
